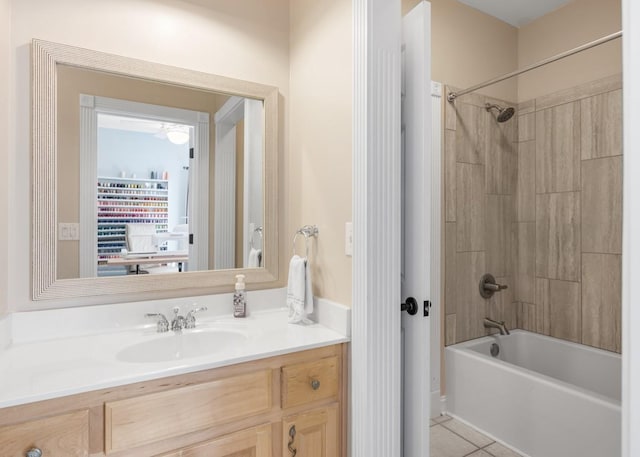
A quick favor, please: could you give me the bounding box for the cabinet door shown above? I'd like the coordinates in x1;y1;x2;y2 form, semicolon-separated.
282;404;339;457
0;410;89;457
158;424;272;457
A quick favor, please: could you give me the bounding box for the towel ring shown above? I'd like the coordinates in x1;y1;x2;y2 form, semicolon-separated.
250;226;263;250
292;225;319;258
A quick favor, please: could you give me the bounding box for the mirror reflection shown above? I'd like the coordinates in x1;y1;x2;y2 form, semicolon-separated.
55;64;265;279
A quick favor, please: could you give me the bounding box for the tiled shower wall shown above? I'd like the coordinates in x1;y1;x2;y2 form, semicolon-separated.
514;75;622;353
444;74;623;353
443;90;518;345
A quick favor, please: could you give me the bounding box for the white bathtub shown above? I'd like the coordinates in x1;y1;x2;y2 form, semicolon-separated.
445;330;621;457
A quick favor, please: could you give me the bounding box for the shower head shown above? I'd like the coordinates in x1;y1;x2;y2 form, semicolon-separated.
485;103;515;123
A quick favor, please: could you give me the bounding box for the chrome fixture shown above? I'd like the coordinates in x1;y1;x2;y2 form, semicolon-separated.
447;30;622;102
485;103;515;123
145;312;170;333
292;224;319;258
26;448;42;457
484;317;510;336
479;273;508;299
490;343;500;357
171;307;187;332
185;306;208;329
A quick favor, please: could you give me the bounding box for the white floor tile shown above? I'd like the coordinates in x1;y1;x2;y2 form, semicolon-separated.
430;424;478;457
484;442;523;457
441;419;495;448
466;450;493;457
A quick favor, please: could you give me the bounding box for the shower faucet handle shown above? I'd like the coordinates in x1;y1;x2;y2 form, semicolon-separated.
479;274;507;299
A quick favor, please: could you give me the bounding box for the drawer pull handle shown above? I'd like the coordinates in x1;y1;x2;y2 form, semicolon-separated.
288;425;297;457
311;379;321;390
26;449;42;457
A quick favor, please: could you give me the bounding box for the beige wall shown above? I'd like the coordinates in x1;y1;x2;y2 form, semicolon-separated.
289;0;353;306
9;0;290;310
0;0;9;317
517;0;622;102
404;0;518;102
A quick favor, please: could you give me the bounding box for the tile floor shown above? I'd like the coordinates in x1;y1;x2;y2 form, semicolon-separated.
430;415;523;457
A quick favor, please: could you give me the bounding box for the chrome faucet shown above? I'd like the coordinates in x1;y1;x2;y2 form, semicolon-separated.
484;317;510;336
145;312;170;333
171;307;187;332
185;306;208;329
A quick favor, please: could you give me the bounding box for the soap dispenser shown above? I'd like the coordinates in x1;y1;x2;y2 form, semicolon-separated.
233;274;247;317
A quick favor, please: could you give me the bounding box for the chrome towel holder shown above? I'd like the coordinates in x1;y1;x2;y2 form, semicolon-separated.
292;225;319;258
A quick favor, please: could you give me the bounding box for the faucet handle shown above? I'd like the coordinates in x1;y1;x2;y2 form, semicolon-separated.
145;313;169;333
185;306;208;329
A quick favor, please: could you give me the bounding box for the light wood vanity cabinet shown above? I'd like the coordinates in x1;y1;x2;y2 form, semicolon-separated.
0;410;89;457
0;344;346;457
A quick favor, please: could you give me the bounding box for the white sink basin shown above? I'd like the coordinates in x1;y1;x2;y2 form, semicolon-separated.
117;329;248;363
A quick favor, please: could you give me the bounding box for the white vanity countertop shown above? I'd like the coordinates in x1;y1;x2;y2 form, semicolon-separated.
0;290;350;409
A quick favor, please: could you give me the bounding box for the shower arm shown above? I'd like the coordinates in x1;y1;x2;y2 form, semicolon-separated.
447;30;622;102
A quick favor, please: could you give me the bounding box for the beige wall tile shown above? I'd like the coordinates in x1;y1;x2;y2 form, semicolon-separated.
516;302;536;331
516;141;535;221
444;129;457;222
581;89;622;160
455;251;486;342
549;280;581;343
535;102;581;193
513;222;535;303
485;195;513;277
517;99;536;115
535;278;551;335
456;102;487;164
486;123;517;195
457;163;485;252
486;276;513;328
536;192;581;281
582;156;623;254
582;253;621;352
445;314;457;346
445;222;457;315
535;73;622;111
518;112;535;142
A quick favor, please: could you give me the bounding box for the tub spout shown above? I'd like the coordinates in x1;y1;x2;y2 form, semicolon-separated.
484;317;510;335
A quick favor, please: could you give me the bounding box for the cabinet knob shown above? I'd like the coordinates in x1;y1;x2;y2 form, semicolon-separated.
310;379;320;390
26;449;42;457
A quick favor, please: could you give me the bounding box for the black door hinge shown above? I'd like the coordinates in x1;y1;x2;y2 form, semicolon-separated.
189;147;194;159
189;234;194;245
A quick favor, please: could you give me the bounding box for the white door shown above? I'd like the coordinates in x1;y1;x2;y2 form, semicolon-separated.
401;2;432;456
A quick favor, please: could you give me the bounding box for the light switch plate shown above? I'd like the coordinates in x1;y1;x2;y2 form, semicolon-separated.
59;222;80;241
345;222;353;257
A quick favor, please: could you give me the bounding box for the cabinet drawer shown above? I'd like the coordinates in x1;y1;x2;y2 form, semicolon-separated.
281;356;339;409
105;369;272;453
0;410;89;457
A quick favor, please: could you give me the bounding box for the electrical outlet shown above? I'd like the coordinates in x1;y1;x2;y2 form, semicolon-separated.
59;223;80;241
345;222;353;256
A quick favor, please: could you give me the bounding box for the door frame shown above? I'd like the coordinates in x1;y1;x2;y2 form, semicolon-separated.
622;0;640;455
351;0;403;455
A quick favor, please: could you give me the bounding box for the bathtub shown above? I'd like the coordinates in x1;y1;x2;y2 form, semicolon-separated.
445;330;621;457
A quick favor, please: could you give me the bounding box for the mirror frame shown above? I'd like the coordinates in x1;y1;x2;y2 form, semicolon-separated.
32;39;279;300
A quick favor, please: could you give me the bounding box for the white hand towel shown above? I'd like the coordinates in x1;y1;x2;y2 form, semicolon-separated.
248;248;262;268
287;255;314;324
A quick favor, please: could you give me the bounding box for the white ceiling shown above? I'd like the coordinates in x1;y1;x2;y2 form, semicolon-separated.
98;114;189;136
456;0;574;28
